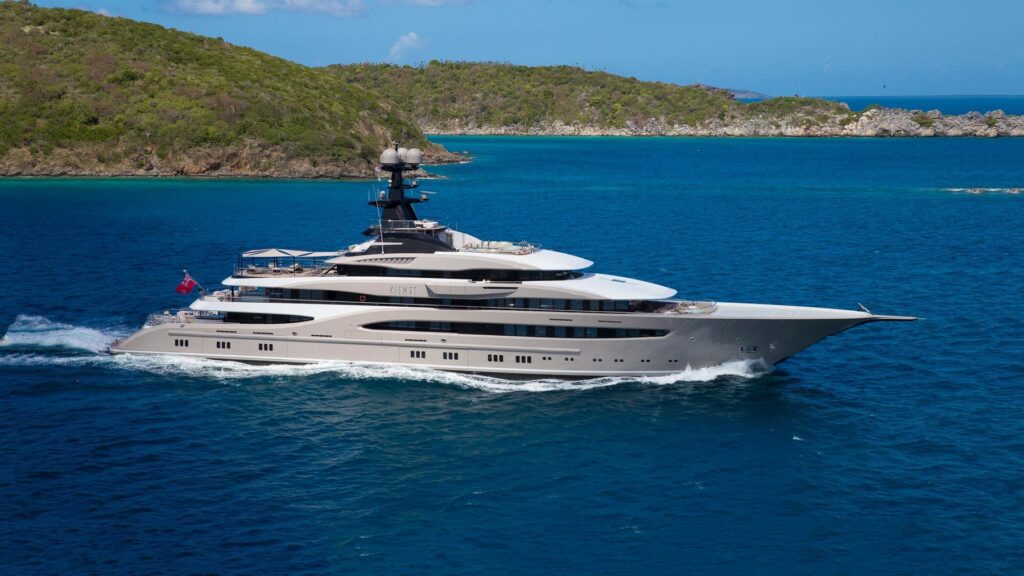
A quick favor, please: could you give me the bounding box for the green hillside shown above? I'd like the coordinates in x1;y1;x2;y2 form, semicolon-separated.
0;1;437;177
328;61;853;132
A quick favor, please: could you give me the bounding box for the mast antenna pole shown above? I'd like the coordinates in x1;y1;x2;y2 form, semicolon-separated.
377;192;385;254
184;269;206;295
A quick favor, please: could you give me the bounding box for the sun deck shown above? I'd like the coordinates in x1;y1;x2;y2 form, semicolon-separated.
460;240;540;255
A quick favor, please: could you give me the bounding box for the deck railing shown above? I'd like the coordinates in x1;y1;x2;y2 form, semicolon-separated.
202;293;716;315
233;265;335;278
145;309;224;326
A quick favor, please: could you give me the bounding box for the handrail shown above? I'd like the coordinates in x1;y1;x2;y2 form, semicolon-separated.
233;265;336;278
203;294;716;315
145;309;224;326
370;219;445;230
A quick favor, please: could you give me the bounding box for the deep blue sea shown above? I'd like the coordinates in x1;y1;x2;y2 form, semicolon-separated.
2;136;1023;574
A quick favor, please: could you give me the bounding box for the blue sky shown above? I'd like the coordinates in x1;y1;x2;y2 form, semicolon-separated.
35;0;1024;96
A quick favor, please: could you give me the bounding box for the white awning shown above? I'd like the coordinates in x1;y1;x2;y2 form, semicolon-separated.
242;248;311;258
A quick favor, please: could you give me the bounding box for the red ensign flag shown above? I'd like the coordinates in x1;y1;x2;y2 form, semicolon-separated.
176;272;197;294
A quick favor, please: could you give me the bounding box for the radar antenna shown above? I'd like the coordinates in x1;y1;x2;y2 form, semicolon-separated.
370;143;426;224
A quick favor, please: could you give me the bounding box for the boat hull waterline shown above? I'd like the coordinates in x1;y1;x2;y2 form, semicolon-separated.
110;303;914;379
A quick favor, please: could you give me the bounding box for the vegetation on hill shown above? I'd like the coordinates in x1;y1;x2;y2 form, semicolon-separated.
0;1;439;177
1;1;1014;177
328;61;854;132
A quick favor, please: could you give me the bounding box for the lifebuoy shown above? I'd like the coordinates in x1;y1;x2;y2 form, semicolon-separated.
358;295;367;303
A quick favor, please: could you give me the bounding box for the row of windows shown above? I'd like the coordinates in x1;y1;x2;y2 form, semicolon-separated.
223;312;314;324
176;338;281;350
467;355;674;364
366;321;669;339
259;289;648;313
336;265;583;282
186;338;684;365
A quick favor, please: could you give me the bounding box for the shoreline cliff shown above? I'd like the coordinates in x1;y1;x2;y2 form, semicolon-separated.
420;108;1024;138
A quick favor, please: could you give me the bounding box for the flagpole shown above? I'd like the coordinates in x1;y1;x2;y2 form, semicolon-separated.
184;269;206;295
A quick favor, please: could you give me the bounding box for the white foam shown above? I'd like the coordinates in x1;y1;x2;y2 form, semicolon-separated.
0;315;124;353
0;352;770;393
943;187;1023;195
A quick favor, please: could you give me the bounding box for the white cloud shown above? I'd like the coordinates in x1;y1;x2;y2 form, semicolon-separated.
388;31;424;62
176;0;365;16
280;0;366;16
380;0;470;6
177;0;265;14
76;4;113;15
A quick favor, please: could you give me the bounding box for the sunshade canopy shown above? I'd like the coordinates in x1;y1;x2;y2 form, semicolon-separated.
242;248;311;258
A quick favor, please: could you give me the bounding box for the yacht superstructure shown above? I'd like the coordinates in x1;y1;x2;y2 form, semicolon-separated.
111;145;914;378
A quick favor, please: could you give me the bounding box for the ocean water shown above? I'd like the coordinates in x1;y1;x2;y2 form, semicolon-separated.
2;136;1024;574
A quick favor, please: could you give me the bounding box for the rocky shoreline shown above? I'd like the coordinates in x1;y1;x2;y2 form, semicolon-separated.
3;107;1022;180
422;107;1024;137
0;141;464;179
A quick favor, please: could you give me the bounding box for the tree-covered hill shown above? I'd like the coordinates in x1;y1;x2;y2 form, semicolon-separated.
0;1;443;177
328;61;854;134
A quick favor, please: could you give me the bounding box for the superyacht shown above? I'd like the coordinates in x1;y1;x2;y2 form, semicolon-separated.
111;145;915;378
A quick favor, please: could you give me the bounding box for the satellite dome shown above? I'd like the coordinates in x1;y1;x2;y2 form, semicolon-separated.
405;148;423;165
397;147;409;161
380;148;399;165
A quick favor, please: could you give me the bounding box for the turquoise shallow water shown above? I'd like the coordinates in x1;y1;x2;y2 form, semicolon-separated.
2;136;1024;574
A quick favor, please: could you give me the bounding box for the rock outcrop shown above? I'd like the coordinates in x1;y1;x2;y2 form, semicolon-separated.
0;141;462;178
421;108;1024;137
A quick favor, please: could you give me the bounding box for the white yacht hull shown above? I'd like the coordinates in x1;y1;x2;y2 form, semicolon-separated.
110;302;913;379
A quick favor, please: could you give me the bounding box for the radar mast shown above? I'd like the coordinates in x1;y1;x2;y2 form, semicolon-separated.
371;143;426;223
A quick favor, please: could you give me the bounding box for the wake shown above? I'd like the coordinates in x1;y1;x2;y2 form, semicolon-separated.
0;315;771;393
0;314;125;353
943;187;1022;195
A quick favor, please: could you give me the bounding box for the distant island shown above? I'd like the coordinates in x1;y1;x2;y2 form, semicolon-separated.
727;89;770;100
1;2;1023;179
330;62;1024;138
